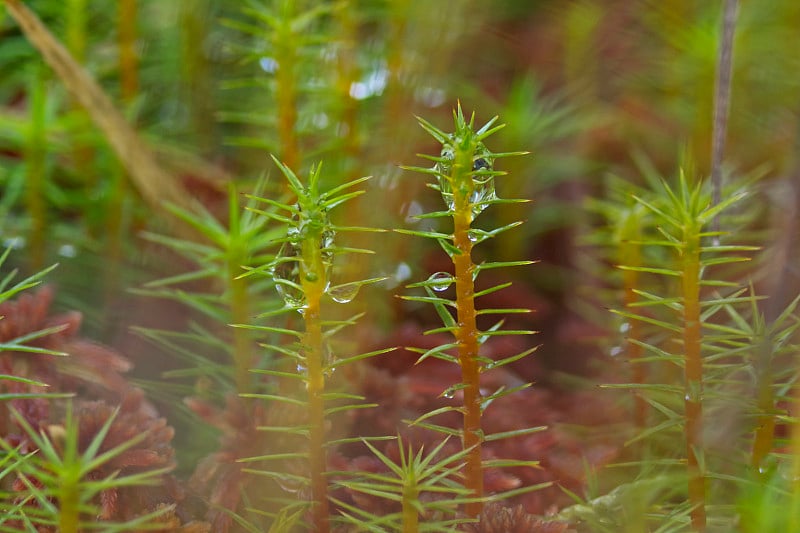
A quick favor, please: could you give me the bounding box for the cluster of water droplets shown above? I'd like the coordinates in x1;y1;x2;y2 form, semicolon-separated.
272;205;335;310
434;138;497;218
608;321;631;358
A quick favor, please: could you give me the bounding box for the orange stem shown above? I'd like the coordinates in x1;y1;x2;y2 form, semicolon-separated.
452;149;483;518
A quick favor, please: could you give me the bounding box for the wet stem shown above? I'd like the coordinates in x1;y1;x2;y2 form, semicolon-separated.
682;227;706;531
451;153;483;518
301;235;330;533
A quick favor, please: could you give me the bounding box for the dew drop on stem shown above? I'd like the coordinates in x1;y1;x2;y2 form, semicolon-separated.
276;477;302;494
273;243;307;308
428;272;453;292
328;282;360;304
323;344;337;376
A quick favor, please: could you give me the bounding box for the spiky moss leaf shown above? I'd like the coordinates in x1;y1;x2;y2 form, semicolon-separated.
473;282;513;298
484;426;547;442
0;247;57;300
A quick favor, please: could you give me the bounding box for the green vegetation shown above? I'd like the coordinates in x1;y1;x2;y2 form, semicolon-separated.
1;1;800;532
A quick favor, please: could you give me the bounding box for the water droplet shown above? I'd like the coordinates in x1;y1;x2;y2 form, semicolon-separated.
311;112;329;129
414;85;446;108
328;282;360;304
404;201;423;224
276;477;302;494
428;272;453;292
609;346;622;357
473;158;490;171
297;363;307;374
441;389;455;399
58;244;77;258
259;56;278;73
468;174;496;216
467;230;479;243
273;243;306;308
619;322;630;334
2;236;25;250
349;66;388;100
395;262;411;282
321;227;335;254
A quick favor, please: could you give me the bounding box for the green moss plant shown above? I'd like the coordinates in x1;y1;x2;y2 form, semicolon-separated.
401;104;539;518
585;173;655;433
0;250;169;530
720;287;800;473
238;157;389;532
333;436;474;532
136;182;278;396
0;404;172;532
611;172;758;531
221;1;334;175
